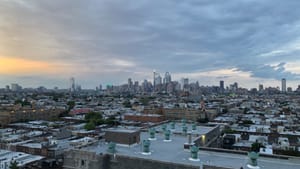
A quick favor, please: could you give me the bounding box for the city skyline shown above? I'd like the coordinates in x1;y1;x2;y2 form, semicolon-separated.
1;0;300;89
2;73;297;91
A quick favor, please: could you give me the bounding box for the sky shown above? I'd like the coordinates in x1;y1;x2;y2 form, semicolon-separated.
1;0;300;89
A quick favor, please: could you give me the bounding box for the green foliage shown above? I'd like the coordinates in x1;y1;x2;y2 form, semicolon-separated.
84;122;96;130
9;161;18;169
67;101;75;110
85;112;102;122
84;112;118;130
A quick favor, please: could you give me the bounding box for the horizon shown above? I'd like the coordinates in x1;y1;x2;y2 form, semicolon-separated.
1;0;300;89
1;74;294;90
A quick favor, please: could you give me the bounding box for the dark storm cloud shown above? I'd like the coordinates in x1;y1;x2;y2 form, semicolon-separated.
237;62;300;80
1;0;300;86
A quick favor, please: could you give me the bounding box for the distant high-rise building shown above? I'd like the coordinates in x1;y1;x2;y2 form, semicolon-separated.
287;87;292;92
11;83;21;92
134;81;139;91
281;78;286;92
182;78;189;90
96;84;102;91
153;71;162;87
70;77;75;92
229;82;238;91
142;79;152;92
163;72;172;84
220;80;224;91
296;85;300;92
195;81;199;88
259;84;264;92
182;78;189;86
234;82;238;89
155;75;162;85
128;78;133;89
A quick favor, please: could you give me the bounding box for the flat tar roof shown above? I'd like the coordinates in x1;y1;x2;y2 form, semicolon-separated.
83;132;300;169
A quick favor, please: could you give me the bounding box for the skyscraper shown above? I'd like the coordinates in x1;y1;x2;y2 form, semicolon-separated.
233;82;238;89
281;78;286;92
70;77;75;92
182;78;189;90
128;78;133;89
163;72;172;84
258;84;264;92
220;80;224;91
153;71;162;87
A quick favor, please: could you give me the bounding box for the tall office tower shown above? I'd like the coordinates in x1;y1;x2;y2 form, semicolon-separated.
259;84;264;92
282;78;286;92
153;71;162;87
182;78;189;90
155;75;162;85
163;72;172;84
220;80;224;91
70;77;75;92
183;78;189;85
233;82;238;89
134;81;139;92
128;78;133;89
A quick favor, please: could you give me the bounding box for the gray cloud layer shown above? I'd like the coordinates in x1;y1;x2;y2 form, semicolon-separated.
1;0;300;87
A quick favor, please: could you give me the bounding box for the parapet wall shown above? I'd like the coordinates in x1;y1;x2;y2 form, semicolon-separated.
63;150;232;169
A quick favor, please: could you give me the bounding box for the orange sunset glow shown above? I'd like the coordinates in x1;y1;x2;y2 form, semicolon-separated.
0;56;62;75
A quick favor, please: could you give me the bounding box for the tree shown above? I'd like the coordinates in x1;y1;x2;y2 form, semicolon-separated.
9;160;19;169
67;101;75;111
85;112;102;122
84;122;96;131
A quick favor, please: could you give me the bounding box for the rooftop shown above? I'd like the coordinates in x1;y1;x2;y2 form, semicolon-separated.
83;131;300;169
0;149;44;167
153;122;217;136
